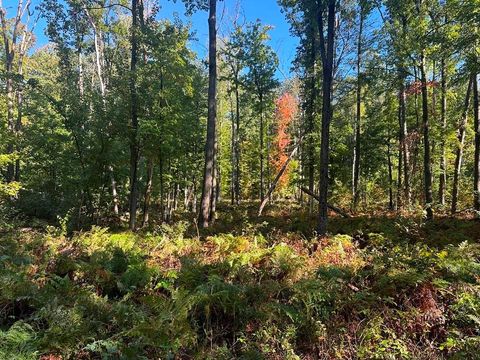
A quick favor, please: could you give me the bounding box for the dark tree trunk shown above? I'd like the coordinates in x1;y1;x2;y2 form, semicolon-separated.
451;76;473;213
473;74;480;212
420;52;433;220
316;0;336;236
128;0;140;230
352;9;364;212
306;25;316;213
199;0;217;228
259;93;264;202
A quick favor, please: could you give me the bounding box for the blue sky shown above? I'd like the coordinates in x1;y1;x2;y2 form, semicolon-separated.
6;0;299;80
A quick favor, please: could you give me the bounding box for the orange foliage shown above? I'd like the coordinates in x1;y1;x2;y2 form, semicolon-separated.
271;92;298;189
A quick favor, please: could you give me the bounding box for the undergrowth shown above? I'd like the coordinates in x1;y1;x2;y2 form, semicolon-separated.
1;207;479;359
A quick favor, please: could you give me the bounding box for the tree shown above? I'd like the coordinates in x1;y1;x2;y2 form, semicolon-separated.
474;74;480;212
352;0;371;211
451;76;473;214
271;92;299;190
242;21;279;202
316;0;336;236
180;0;221;227
0;0;35;183
221;25;245;205
128;0;140;230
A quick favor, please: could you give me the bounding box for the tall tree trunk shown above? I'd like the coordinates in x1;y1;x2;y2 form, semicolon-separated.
306;25;316;214
15;53;24;182
420;52;433;220
199;0;217;228
128;0;140;230
316;0;336;236
473;74;480;212
234;79;241;204
85;8;119;215
0;12;15;182
259;93;264;202
352;8;364;212
230;92;236;205
439;58;447;206
451;75;473;214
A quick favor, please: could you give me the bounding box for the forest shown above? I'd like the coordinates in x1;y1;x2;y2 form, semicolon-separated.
0;0;479;358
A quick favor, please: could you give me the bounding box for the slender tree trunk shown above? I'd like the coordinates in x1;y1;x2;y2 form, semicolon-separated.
439;58;447;206
86;9;119;215
397;143;403;209
159;153;165;221
258;134;304;216
451;76;474;213
109;166;119;215
199;0;217;228
14;54;24;182
420;52;433;220
473;74;480;212
234;80;241;204
316;0;336;236
230;92;236;205
210;127;218;223
0;2;21;182
352;9;364;212
128;0;140;230
142;158;153;227
3;46;15;182
387;137;394;211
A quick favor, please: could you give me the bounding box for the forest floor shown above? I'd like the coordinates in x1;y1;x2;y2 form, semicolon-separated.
1;202;480;359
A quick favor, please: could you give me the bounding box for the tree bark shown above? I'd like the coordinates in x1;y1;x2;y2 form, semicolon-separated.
451;75;473;214
316;0;336;236
199;0;217;228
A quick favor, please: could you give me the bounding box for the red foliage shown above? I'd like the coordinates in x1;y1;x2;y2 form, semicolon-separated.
406;80;439;96
271;92;298;189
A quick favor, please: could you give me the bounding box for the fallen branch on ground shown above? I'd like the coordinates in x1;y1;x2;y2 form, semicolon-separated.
300;187;351;218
